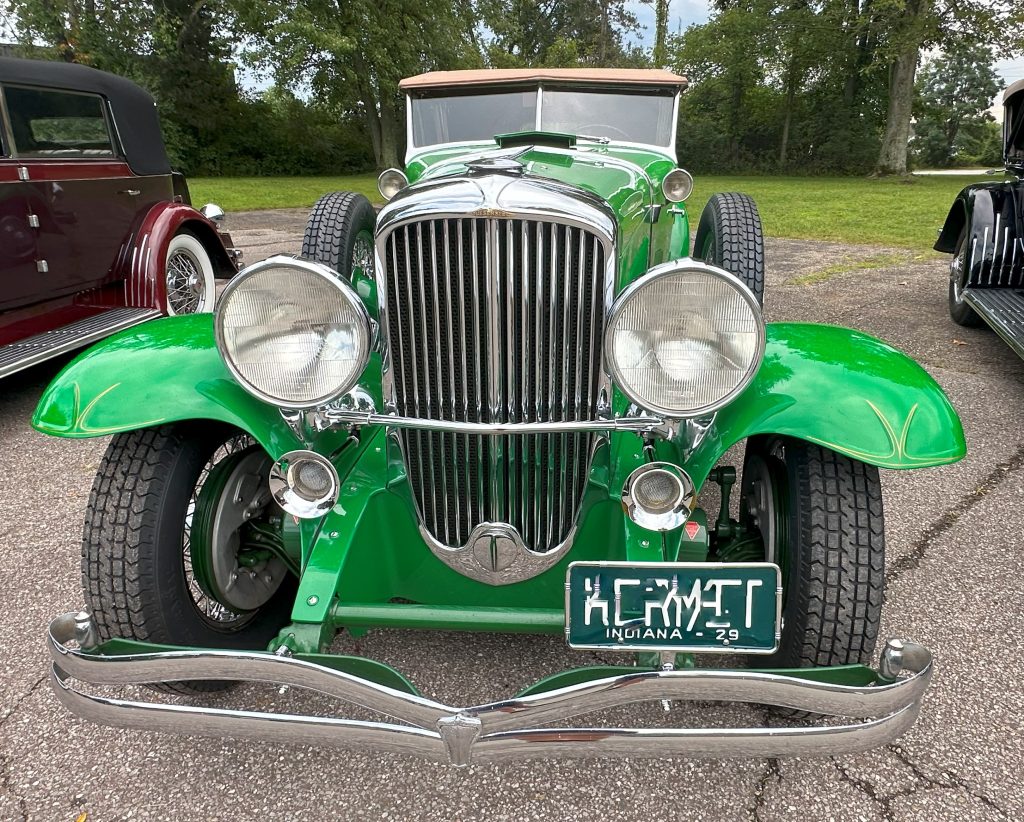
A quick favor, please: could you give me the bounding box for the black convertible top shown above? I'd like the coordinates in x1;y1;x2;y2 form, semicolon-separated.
0;57;170;175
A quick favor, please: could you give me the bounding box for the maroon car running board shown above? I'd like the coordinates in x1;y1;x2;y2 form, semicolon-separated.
0;307;160;379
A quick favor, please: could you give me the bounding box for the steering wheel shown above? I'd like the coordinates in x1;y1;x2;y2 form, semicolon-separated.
576;124;632;140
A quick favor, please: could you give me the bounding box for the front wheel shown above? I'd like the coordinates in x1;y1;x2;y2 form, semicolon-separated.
82;423;296;693
302;191;376;280
694;192;765;305
740;436;885;670
948;226;983;328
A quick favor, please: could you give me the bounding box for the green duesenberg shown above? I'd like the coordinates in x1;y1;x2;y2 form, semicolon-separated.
38;69;961;764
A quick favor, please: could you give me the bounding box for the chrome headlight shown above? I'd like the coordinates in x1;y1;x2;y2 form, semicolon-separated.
605;261;765;417
215;256;371;408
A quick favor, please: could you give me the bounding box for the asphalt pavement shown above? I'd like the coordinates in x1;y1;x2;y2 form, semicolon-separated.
1;211;1022;821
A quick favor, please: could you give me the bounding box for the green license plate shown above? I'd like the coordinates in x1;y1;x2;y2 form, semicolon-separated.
565;561;781;653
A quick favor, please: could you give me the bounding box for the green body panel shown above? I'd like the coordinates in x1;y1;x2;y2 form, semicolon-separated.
684;322;966;488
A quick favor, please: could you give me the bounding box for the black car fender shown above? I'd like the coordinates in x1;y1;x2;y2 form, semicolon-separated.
935;181;1024;286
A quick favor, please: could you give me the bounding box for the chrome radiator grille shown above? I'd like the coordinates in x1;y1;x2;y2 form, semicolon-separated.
382;217;608;553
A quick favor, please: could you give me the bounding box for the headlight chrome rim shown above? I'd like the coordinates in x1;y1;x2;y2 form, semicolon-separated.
604;260;766;418
378;168;409;201
662;168;694;202
214;255;372;410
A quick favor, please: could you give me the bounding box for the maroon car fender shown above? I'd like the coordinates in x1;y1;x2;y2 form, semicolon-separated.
117;202;236;310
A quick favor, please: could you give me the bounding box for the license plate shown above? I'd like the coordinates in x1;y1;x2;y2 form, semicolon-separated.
565;561;781;653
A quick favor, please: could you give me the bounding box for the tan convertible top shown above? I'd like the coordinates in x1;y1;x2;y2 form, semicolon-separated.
400;68;689;91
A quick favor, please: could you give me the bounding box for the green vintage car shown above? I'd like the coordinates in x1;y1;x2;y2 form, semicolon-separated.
40;69;963;764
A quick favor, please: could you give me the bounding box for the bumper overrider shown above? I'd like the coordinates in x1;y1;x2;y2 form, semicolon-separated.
49;613;933;764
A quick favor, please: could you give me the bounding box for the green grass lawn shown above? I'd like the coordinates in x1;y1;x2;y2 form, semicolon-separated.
190;172;1002;249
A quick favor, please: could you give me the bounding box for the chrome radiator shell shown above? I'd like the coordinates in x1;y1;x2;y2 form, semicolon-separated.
375;175;616;574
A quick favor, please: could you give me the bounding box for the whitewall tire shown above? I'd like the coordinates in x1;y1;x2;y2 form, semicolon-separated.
165;232;216;315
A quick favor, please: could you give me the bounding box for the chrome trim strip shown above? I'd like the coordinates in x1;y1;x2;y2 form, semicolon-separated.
321;409;663;434
49;614;934;766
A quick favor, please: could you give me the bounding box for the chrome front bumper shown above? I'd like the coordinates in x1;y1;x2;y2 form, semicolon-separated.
48;613;933;765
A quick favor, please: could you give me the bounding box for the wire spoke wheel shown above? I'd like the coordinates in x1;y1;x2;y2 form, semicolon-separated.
182;434;276;628
351;231;374;277
166;247;206;315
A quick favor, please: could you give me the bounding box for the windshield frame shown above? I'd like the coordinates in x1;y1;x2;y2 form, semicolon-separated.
405;83;680;163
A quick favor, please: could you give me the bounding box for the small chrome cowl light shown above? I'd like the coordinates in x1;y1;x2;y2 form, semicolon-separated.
201;203;226;222
662;169;694;202
622;463;696;532
269;450;340;519
215;256;371;409
378;168;409;201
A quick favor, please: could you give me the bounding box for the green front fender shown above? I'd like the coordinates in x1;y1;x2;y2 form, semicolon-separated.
31;314;303;458
33;317;965;486
684;323;965;486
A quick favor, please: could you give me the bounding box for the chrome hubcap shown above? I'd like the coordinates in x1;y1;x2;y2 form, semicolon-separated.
167;249;206;314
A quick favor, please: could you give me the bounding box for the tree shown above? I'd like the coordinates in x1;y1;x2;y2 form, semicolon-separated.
231;0;481;168
478;0;644;67
6;1;241;173
912;45;1001;168
872;0;1024;176
652;0;669;68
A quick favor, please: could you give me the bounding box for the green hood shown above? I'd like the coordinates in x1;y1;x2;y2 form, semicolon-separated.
405;142;676;217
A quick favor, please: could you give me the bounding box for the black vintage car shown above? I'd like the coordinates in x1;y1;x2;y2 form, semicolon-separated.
938;79;1024;347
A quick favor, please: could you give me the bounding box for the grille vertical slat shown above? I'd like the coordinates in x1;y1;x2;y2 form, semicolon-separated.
384;216;607;553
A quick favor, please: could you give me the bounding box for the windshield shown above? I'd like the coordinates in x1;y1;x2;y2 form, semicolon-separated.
409;86;676;149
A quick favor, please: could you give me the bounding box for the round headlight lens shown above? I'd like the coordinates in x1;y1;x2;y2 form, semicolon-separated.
662;168;694;202
378;168;408;201
215;256;371;408
606;262;764;417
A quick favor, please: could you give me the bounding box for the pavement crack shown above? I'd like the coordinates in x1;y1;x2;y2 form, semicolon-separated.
886;445;1024;585
832;758;899;821
748;757;781;821
0;675;45;729
0;750;29;822
887;744;1012;819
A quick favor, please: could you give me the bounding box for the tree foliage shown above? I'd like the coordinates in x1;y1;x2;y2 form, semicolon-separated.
5;0;1022;176
912;45;1002;168
230;0;481;168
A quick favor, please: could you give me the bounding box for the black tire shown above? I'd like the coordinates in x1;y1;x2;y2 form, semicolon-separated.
302;191;376;280
83;423;295;694
694;192;765;305
948;226;984;328
740;436;885;673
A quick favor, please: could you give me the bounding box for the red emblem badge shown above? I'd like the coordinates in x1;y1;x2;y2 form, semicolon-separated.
684;520;700;540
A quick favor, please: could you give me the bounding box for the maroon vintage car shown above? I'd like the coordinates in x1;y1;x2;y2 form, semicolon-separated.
0;57;240;379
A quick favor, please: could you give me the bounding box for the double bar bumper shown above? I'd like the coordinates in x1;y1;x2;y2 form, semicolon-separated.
48;613;933;765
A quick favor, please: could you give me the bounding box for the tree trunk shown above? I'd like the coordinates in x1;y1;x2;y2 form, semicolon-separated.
875;0;930;175
377;94;402;169
653;0;669;68
875;51;918;174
